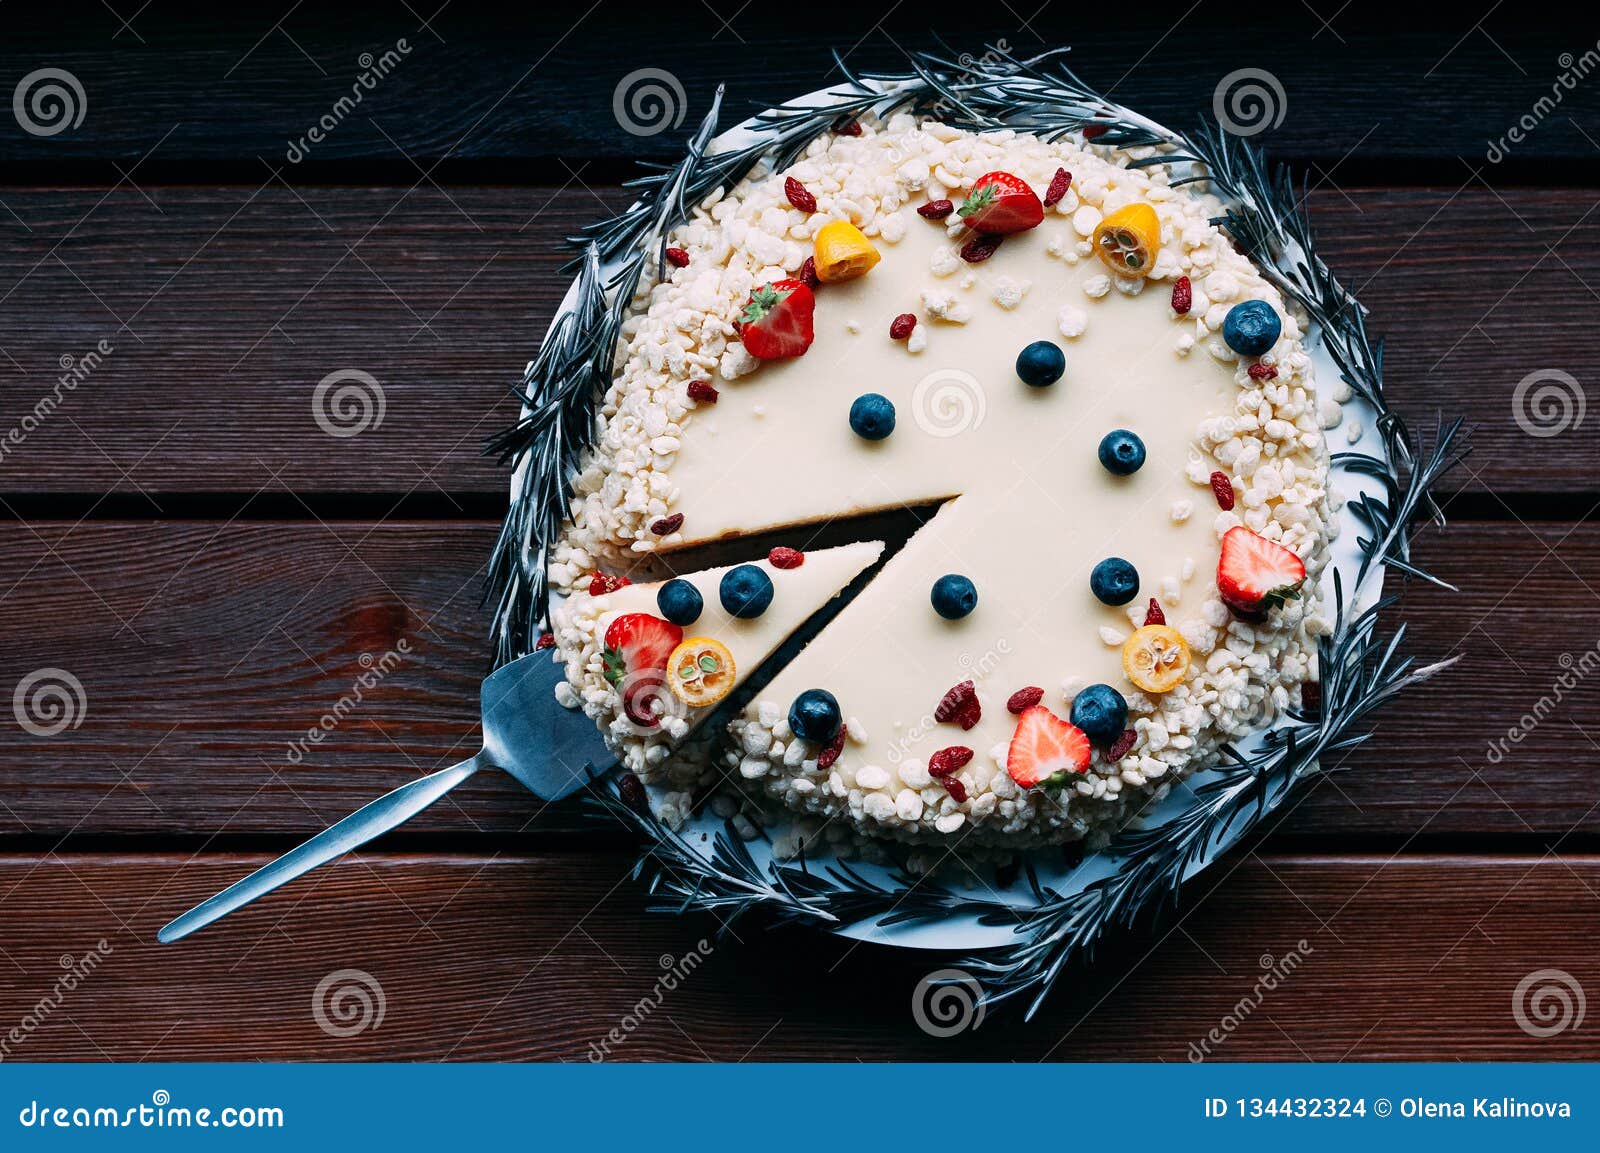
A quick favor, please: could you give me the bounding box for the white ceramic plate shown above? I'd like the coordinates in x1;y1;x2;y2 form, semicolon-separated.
522;81;1387;952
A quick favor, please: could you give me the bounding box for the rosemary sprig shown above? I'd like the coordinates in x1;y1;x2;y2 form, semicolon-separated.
959;581;1461;1019
492;45;1465;1014
484;245;611;667
586;560;1460;1020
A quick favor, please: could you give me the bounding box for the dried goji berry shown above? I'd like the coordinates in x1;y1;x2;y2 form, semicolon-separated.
1106;728;1138;761
1171;275;1192;315
1006;686;1044;714
784;176;817;213
928;746;974;778
934;680;981;730
1209;471;1236;511
817;726;847;769
1043;167;1072;207
960;233;1003;263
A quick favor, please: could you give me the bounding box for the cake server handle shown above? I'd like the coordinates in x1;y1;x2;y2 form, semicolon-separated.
157;753;487;943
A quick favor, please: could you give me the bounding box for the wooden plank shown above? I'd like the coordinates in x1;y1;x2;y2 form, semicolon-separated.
0;4;1592;167
0;186;1595;494
0;852;1595;1060
0;185;623;498
1;518;1594;840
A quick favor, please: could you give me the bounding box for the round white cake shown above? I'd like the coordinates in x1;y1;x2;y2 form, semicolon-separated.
550;113;1338;854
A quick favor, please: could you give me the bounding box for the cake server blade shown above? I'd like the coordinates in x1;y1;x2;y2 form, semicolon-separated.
158;650;616;943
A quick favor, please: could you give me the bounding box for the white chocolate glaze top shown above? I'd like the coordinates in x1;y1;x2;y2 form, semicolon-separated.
553;117;1336;849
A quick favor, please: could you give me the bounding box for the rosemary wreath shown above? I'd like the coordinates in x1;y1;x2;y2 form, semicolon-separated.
487;45;1465;1016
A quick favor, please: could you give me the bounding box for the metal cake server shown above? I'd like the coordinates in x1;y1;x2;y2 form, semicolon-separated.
158;651;616;943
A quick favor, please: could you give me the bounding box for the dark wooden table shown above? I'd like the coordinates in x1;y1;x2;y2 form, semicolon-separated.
1;2;1596;1061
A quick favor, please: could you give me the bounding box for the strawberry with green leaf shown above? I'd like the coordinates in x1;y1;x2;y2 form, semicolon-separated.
1216;526;1306;615
958;171;1044;235
602;613;683;728
736;278;815;359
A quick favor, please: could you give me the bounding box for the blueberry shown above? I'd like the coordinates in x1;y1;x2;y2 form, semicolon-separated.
719;564;774;619
788;688;842;743
1071;683;1128;746
930;574;978;620
1089;557;1139;605
849;393;896;440
656;578;703;626
1015;340;1066;387
1222;300;1282;356
1098;429;1146;476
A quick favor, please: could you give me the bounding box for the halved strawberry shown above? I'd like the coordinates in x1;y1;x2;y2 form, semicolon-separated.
736;279;815;359
601;613;684;728
1006;706;1091;790
1216;526;1306;615
958;171;1043;235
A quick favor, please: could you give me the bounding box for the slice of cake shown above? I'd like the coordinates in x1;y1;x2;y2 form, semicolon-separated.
551;541;885;781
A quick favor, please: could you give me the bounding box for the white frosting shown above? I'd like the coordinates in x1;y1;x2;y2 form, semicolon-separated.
553;118;1333;849
553;541;884;780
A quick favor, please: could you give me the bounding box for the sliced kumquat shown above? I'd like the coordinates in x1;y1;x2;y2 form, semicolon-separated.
1092;203;1161;278
1121;624;1191;694
666;637;737;708
812;220;881;283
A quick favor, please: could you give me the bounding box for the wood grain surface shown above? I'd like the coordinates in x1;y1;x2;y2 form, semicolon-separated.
1;518;1595;840
0;4;1594;1062
1;2;1594;169
0;186;1595;495
0;853;1595;1061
